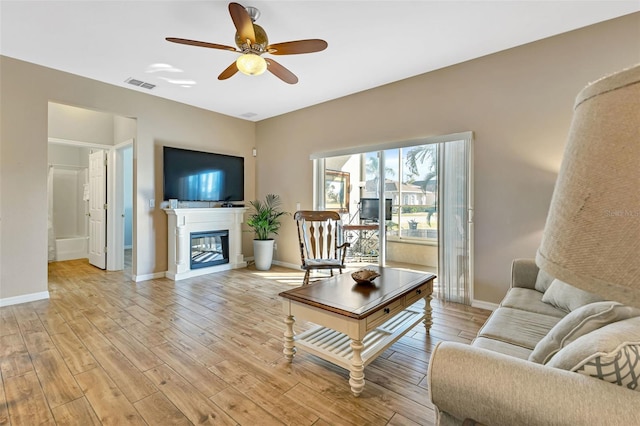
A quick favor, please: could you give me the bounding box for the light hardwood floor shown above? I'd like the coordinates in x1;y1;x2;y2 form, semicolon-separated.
0;260;490;425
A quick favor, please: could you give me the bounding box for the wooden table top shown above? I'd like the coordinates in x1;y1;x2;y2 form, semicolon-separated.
342;224;379;231
279;266;435;320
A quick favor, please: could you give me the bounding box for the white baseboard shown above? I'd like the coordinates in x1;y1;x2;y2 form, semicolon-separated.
133;272;166;282
471;299;499;311
271;260;301;270
0;291;50;307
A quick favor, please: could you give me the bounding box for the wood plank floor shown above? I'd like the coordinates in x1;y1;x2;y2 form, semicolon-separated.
0;260;490;425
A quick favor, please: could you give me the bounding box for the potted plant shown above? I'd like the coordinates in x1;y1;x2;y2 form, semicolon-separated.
246;193;289;270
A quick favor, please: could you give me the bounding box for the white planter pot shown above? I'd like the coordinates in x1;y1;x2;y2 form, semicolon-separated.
253;239;275;271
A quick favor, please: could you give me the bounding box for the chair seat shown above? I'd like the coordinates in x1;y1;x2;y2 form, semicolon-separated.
305;259;344;268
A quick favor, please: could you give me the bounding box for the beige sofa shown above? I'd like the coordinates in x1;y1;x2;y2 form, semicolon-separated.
428;259;640;425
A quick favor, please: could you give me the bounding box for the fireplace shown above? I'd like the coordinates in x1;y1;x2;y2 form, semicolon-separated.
165;208;246;281
190;230;229;269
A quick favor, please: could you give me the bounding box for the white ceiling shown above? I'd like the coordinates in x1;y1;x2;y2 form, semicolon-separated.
1;1;638;121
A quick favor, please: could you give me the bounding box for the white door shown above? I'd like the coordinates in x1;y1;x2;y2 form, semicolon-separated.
89;150;107;269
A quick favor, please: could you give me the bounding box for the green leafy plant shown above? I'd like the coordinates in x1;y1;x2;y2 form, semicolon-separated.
246;194;289;240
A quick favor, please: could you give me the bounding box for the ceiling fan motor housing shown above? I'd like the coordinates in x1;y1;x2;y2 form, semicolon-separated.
235;23;268;53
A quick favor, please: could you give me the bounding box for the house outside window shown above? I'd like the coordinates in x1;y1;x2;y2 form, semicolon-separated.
363;144;438;244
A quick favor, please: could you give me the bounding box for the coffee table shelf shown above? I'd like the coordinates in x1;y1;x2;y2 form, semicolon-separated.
294;304;424;371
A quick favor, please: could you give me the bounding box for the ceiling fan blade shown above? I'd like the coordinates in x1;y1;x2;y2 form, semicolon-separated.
266;58;298;84
218;61;239;80
229;2;255;44
267;39;328;55
166;37;238;52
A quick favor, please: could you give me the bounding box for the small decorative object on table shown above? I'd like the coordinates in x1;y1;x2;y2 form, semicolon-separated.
351;269;380;285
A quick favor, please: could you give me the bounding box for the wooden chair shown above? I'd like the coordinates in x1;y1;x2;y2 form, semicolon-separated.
294;210;350;285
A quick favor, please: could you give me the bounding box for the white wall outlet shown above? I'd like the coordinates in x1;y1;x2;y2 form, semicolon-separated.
149;199;155;208
274;242;278;251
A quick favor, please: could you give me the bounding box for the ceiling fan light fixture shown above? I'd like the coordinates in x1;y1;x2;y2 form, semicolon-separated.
236;53;267;76
167;2;326;84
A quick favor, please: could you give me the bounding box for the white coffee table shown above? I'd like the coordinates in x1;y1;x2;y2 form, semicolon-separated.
279;266;435;396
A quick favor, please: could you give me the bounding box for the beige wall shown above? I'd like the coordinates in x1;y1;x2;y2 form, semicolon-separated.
0;56;255;300
256;14;640;304
49;103;115;145
114;115;137;145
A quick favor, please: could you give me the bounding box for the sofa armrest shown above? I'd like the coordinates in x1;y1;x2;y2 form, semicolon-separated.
510;258;539;289
428;342;639;426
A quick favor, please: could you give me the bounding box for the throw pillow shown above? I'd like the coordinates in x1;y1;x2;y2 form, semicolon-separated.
534;268;554;293
547;316;640;391
529;301;640;364
541;279;604;312
576;345;640;391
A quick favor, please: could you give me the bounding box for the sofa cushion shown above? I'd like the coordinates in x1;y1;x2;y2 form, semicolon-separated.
472;336;532;360
500;288;566;318
547;316;640;391
534;268;554;293
477;307;561;350
529;301;640;364
541;279;604;312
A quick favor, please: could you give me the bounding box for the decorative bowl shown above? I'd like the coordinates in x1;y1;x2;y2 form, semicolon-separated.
351;269;381;285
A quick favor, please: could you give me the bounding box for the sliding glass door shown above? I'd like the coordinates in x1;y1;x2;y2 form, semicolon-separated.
312;132;473;304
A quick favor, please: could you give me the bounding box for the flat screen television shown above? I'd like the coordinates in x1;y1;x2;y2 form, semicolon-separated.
163;146;244;202
360;198;392;221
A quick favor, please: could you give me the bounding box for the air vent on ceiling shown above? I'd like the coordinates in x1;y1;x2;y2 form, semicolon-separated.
240;112;258;118
125;77;156;90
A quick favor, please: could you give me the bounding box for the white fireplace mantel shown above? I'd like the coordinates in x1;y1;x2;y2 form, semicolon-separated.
165;208;247;280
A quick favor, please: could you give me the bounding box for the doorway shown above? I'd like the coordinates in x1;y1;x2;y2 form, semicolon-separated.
47;102;136;273
111;142;134;273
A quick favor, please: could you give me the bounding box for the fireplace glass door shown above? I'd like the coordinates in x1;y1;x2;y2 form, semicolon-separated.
190;230;229;269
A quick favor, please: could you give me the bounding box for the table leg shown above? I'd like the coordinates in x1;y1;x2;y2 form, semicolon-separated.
349;339;365;396
423;293;433;333
283;315;296;361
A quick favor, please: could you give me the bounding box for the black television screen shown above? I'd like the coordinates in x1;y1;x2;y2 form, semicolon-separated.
163;146;244;202
360;198;392;221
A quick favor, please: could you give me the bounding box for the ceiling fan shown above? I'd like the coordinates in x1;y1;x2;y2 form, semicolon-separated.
166;2;327;84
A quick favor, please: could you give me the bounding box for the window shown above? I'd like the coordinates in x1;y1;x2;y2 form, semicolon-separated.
364;145;439;244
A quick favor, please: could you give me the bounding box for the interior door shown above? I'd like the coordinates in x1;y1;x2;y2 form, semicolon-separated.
89;149;107;269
